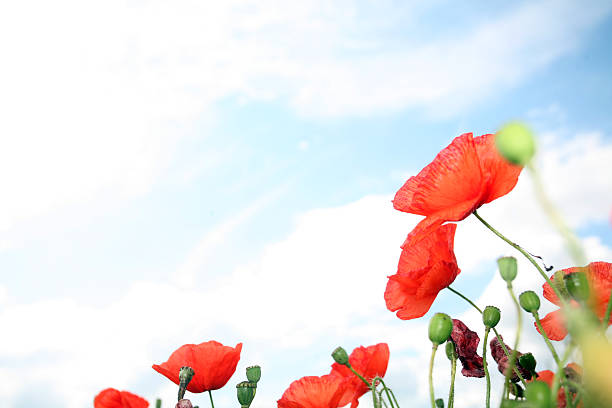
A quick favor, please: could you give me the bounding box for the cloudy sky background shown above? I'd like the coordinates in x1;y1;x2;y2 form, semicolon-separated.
1;0;612;407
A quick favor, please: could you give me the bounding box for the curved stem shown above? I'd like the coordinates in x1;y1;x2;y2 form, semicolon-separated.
374;377;398;408
429;344;438;408
532;311;560;364
552;343;574;407
448;352;456;408
482;328;491;408
473;211;567;307
348;365;378;407
502;283;522;398
447;286;482;313
208;390;215;408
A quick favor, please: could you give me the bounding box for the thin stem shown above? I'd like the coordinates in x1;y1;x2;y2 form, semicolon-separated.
473;211;566;307
374;378;398;408
155;399;162;408
502;283;522;399
348;365;379;408
448;351;456;408
447;286;526;386
532;311;560;364
429;344;438;408
551;343;574;408
603;286;612;330
208;390;215;408
482;328;491;408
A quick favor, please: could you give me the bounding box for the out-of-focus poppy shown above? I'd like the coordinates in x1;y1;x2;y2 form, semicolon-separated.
152;340;242;392
450;319;484;378
385;223;460;319
531;363;582;408
393;133;522;244
489;336;532;382
538;262;612;341
329;343;390;408
277;375;347;408
94;388;149;408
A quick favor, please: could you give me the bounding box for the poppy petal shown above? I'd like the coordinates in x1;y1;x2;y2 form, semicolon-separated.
538;310;568;341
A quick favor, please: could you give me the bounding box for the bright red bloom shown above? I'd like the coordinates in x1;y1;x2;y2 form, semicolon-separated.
329;343;390;408
538;262;612;341
94;388;149;408
152;340;242;392
277;375;347;408
531;363;582;408
385;223;460;319
393;133;522;244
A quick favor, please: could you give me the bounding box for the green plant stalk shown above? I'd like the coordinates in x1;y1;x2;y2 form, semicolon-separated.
551;343;574;408
473;211;567;306
502;283;522;399
482;328;491;408
447;286;527;387
208;390;215;408
155;399;162;408
532;310;560;364
373;377;399;408
603;287;612;330
429;344;438;408
348;365;379;408
448;352;456;408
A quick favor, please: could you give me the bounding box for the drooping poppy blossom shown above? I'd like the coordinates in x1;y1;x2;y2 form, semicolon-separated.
329;343;390;408
152;340;242;392
385;223;460;319
538;262;612;341
489;336;532;382
530;363;582;408
94;388;149;408
277;375;347;408
393;133;522;244
449;319;484;378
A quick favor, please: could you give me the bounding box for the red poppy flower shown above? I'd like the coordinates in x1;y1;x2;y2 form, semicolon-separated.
277;375;347;408
385;223;460;319
152;340;242;392
538;262;612;341
393;133;522;244
530;363;582;408
94;388;149;408
329;343;390;408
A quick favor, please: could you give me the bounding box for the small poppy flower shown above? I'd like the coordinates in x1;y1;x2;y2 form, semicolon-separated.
538;262;612;341
489;336;532;382
152;340;242;393
385;223;460;319
393;133;522;244
277;375;347;408
94;388;149;408
329;343;390;408
530;363;582;408
449;319;484;378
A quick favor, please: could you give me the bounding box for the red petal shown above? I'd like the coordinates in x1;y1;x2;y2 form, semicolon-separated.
537;310;568;341
278;375;346;408
94;388;149;408
473;134;522;204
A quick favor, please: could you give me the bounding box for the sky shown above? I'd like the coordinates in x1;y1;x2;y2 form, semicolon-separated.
1;0;612;407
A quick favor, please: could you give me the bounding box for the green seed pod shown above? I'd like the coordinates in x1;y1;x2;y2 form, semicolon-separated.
246;365;261;383
482;306;501;328
445;341;457;361
564;272;590;302
331;346;349;366
429;313;453;345
495;122;536;165
519;291;541;313
236;381;256;407
178;366;195;401
498;257;518;282
525;381;551;408
435;398;444;408
518;353;537;373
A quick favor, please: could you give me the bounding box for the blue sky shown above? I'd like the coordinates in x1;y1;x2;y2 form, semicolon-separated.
1;1;612;407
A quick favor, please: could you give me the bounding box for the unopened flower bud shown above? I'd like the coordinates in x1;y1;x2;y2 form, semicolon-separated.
525;381;551;408
482;306;501;328
565;272;590;302
519;291;540;313
518;353;537;373
445;341;457;361
246;365;261;383
236;381;256;407
176;399;193;408
331;347;349;366
429;313;453;345
178;366;195;401
498;257;517;282
495;122;536;165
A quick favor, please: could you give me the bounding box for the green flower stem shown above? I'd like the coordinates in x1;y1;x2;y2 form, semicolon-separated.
502;283;522;399
603;286;612;330
348;365;372;389
532;310;560;364
482;328;491;408
551;343;574;408
429;344;438;408
378;390;389;408
348;365;379;408
446;286;527;387
373;377;399;408
448;351;456;408
208;390;215;408
473;210;567;308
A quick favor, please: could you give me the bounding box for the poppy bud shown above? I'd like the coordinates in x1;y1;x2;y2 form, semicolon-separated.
518;353;536;373
236;381;256;407
495;122;536;165
176;400;193;408
429;313;453;345
499;399;522;408
525;381;551;408
331;346;350;366
519;291;540;313
445;341;457;361
246;365;261;383
564;272;590;302
178;366;195;401
482;306;501;328
498;257;517;282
